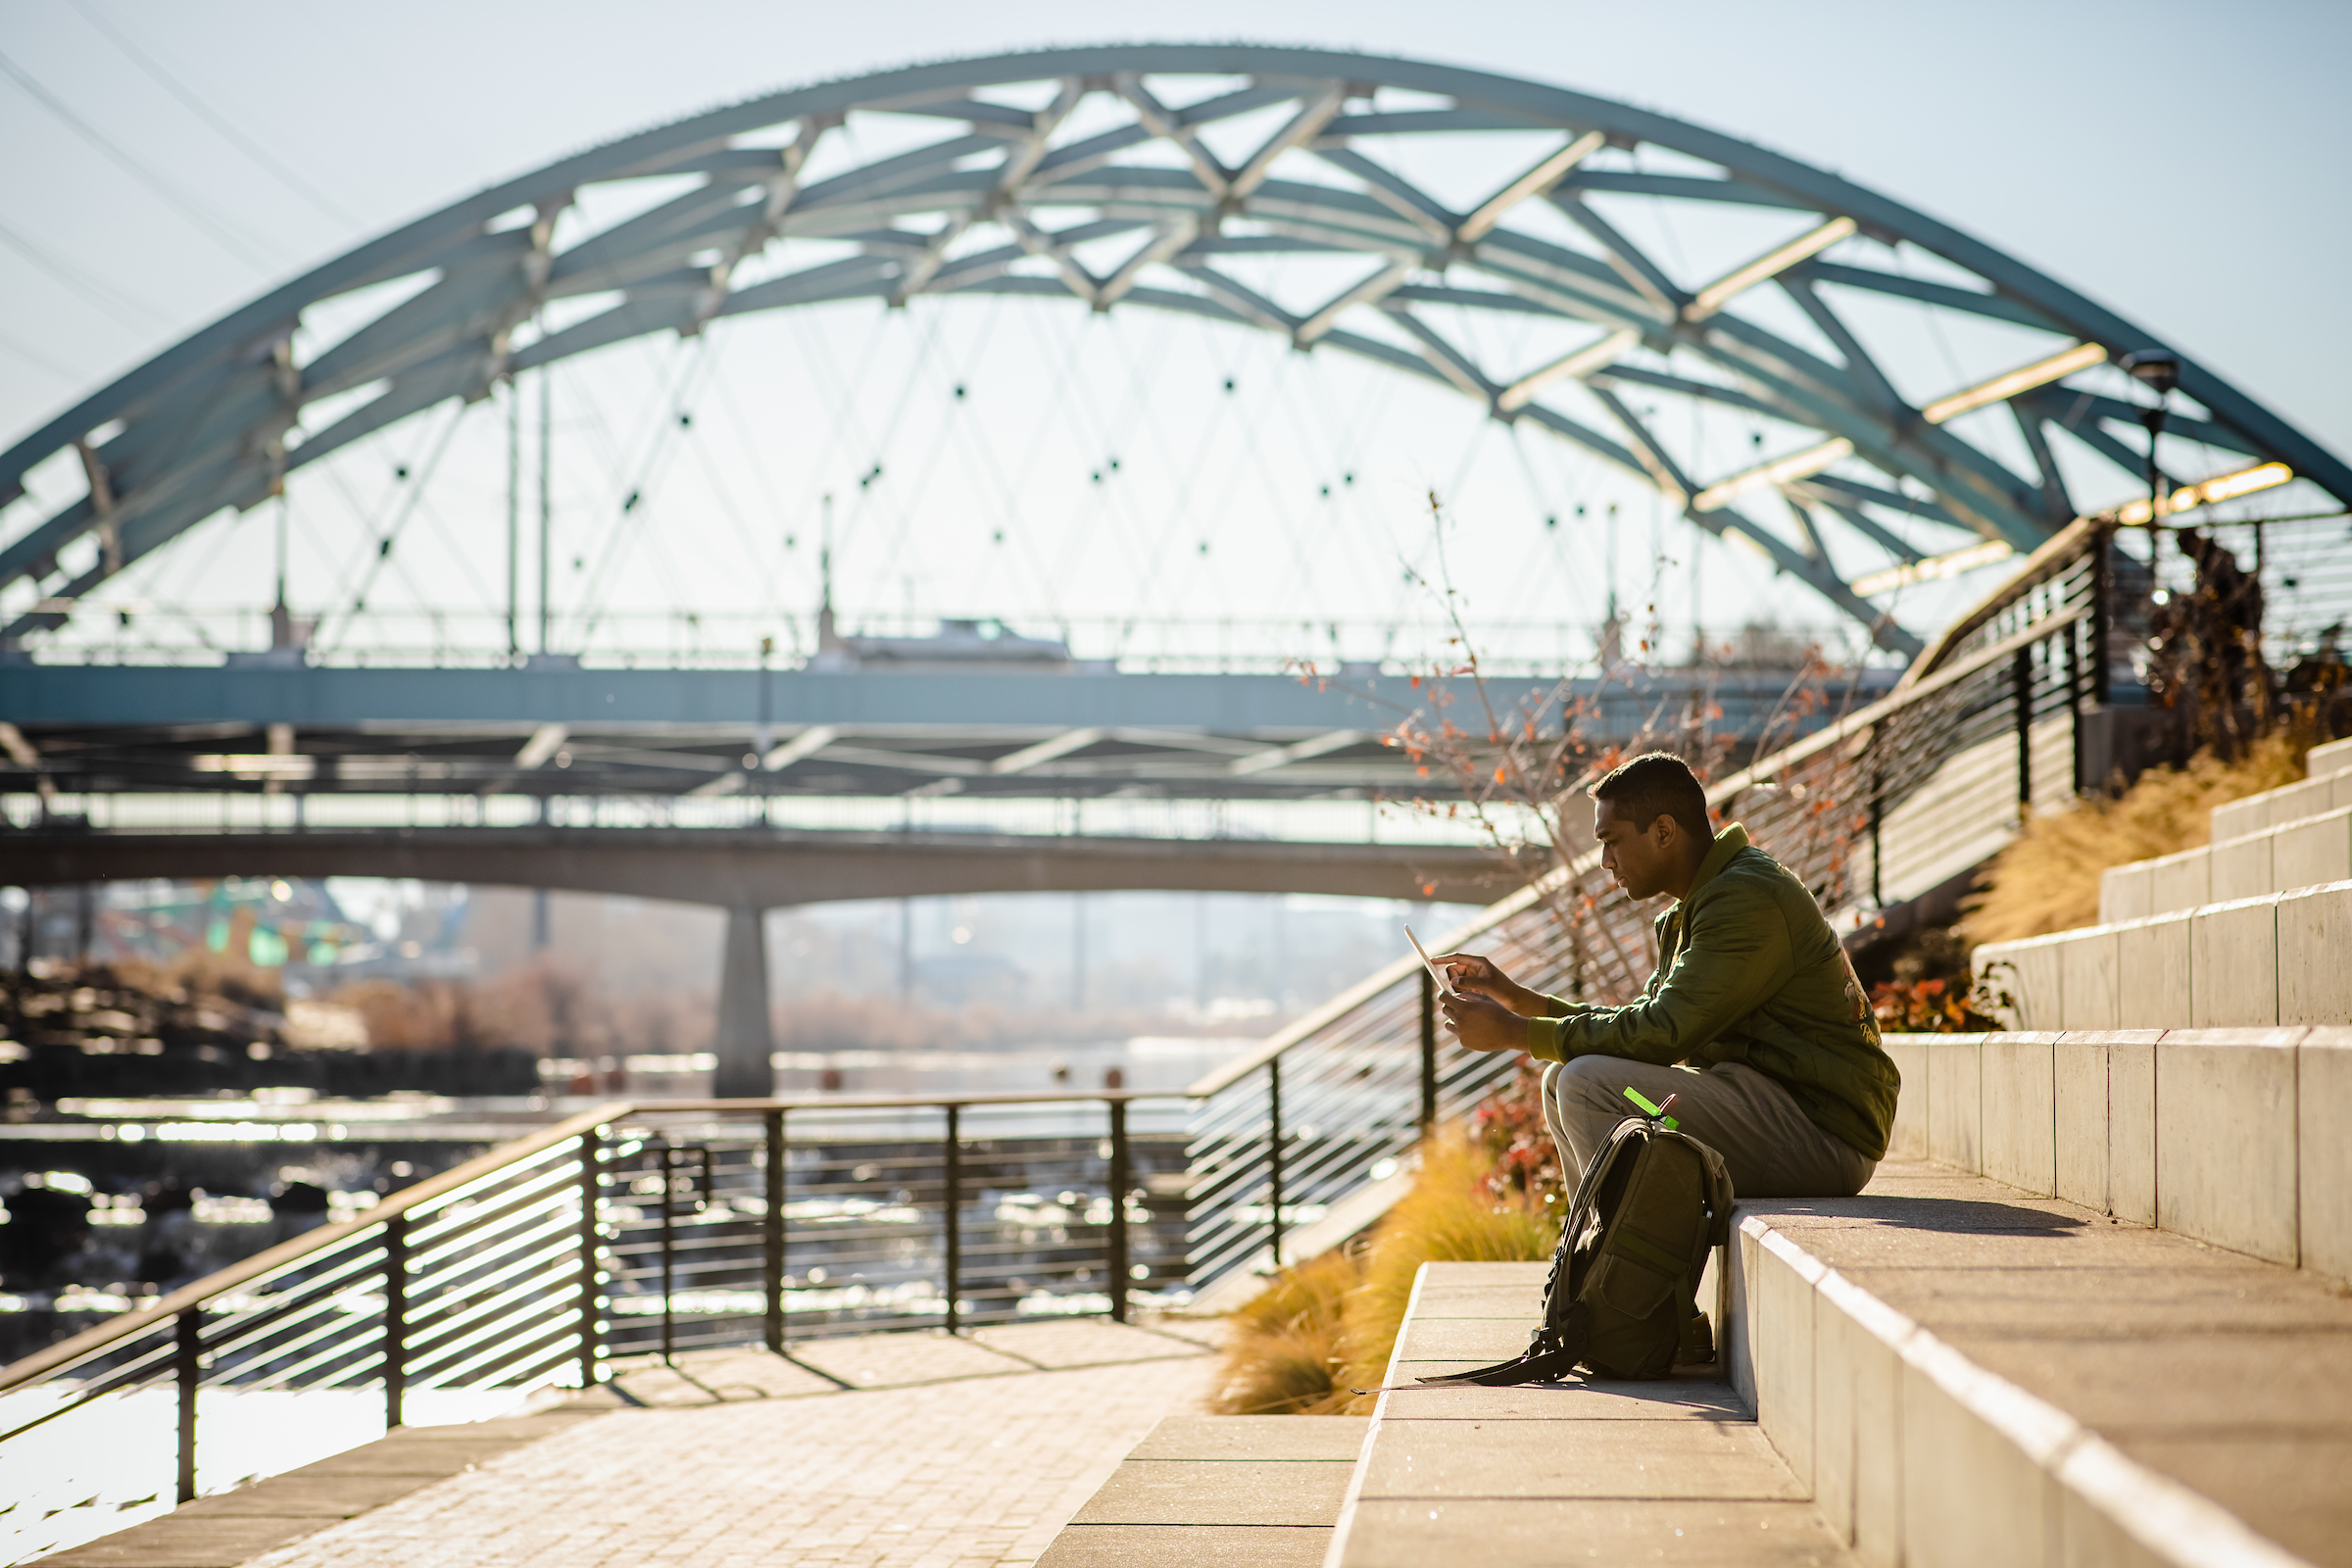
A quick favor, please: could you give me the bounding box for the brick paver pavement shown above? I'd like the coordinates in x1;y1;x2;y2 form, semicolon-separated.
237;1328;1218;1568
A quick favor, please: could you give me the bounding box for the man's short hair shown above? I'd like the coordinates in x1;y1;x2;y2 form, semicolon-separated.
1589;752;1712;844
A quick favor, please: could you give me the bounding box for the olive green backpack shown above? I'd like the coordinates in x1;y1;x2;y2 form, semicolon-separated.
1425;1092;1734;1385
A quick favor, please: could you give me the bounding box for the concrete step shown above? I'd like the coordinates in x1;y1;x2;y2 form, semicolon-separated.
1325;1262;1862;1567
2102;806;2352;922
2308;734;2352;779
1881;1029;2351;1278
1034;1414;1361;1567
1729;1159;2348;1567
1972;881;2352;1030
2212;770;2350;843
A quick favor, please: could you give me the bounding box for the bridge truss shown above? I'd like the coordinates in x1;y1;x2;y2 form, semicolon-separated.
2;43;2345;664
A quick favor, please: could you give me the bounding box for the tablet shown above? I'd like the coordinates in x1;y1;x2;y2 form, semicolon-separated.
1404;926;1459;998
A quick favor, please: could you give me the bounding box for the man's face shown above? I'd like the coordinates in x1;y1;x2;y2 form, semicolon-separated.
1594;797;1676;901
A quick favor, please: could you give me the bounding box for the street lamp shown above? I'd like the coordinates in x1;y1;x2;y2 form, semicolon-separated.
2120;351;2181;520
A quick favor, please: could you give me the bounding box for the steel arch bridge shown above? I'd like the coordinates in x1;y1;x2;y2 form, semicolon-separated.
4;43;2345;660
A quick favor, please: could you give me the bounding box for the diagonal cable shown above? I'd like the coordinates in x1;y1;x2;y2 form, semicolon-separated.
68;0;359;226
0;47;279;270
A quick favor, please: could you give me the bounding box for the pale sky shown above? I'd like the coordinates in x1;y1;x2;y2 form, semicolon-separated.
1;0;2344;667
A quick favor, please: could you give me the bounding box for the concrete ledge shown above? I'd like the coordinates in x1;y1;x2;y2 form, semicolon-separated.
2118;910;2195;1030
1981;1034;2059;1196
1925;1034;1983;1170
1980;880;2352;1035
1728;1170;2338;1567
2058;927;2121;1030
2308;735;2352;778
2103;808;2352;923
2153;1030;2301;1265
1888;1030;2352;1278
2212;773;2335;843
2303;1030;2352;1281
2278;880;2352;1025
2147;845;2212;922
2188;896;2279;1027
2211;831;2275;903
2274;809;2352;894
2101;857;2155;923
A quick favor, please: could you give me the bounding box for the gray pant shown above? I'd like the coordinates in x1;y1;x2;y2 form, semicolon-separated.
1542;1056;1876;1200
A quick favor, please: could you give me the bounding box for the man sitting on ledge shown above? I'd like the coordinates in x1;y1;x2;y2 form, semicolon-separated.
1440;751;1898;1199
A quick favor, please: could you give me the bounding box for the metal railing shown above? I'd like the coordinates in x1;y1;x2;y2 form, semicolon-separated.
1180;520;2113;1294
0;519;2125;1513
0;1092;1174;1506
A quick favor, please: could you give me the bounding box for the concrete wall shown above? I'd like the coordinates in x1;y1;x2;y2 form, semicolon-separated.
1883;1028;2352;1280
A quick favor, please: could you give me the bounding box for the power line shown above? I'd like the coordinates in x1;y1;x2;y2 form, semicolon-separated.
0;46;278;271
68;1;359;228
0;215;172;332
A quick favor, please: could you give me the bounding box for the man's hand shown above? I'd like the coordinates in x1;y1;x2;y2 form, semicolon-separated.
1441;989;1526;1054
1436;951;1546;1017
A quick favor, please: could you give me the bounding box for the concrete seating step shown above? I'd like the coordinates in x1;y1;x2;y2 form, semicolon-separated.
1881;1029;2352;1279
1034;1414;1361;1567
1972;882;2352;1030
1326;1262;1862;1567
1730;1158;2349;1567
2210;736;2352;845
2308;734;2352;778
2212;768;2352;844
2101;805;2352;922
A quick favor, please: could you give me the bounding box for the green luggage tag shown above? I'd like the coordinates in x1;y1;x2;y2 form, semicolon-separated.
1623;1087;1681;1130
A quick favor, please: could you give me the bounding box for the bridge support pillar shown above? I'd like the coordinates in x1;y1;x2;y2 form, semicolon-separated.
713;904;773;1099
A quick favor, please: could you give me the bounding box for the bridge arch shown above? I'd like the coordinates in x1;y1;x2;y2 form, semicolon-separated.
5;43;2343;658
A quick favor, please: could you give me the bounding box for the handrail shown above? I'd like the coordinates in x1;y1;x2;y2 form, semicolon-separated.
644;1090;1183;1113
1722;606;2088;792
1896;515;2098;690
0;1102;622;1395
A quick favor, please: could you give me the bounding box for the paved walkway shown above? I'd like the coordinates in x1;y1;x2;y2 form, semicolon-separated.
232;1322;1218;1568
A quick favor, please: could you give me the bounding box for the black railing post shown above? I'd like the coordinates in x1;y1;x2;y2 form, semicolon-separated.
1869;752;1885;909
2065;621;2084;795
383;1213;409;1431
1106;1099;1131;1324
174;1306;200;1504
943;1104;962;1334
1418;970;1438;1134
576;1125;602;1388
659;1143;677;1363
2013;646;2034;812
763;1109;786;1353
2090;521;2112;707
1266;1057;1284;1271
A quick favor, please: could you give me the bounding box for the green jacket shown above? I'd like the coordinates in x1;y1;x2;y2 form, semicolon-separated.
1524;823;1900;1160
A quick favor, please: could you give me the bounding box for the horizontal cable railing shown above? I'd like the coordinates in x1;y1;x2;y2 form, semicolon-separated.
1181;521;2109;1295
0;1092;1181;1516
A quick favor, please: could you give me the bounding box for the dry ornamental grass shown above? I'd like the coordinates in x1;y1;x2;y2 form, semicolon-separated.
1961;733;2309;946
1210;1130;1556;1417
